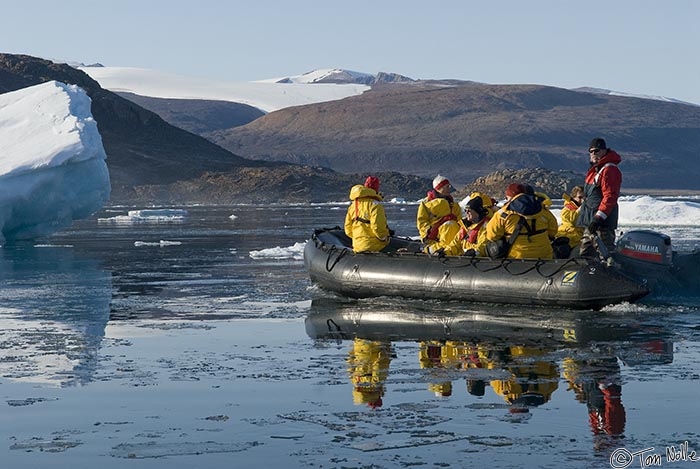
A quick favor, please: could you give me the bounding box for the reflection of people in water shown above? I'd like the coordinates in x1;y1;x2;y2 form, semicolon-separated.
418;341;465;397
489;346;559;413
347;338;391;409
462;343;491;397
562;356;625;449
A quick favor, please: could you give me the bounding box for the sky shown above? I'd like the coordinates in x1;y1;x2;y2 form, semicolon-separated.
2;0;699;104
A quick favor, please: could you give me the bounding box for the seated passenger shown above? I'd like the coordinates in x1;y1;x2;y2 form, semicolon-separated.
557;186;585;249
421;197;461;255
445;192;493;256
486;183;559;259
344;176;391;253
417;175;462;247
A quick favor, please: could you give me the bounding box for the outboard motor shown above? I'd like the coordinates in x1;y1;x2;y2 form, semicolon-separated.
614;230;675;292
616;230;673;266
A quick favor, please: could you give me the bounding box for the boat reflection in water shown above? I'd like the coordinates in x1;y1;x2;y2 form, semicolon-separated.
306;297;673;449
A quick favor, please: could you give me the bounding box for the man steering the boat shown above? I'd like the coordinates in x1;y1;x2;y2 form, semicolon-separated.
578;137;622;254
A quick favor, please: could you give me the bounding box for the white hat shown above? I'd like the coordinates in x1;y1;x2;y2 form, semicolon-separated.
433;175;451;191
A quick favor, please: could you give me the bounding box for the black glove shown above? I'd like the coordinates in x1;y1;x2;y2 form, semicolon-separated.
587;217;601;234
435;248;446;258
388;228;396;237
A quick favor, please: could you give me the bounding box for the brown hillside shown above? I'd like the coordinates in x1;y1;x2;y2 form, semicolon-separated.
209;83;700;189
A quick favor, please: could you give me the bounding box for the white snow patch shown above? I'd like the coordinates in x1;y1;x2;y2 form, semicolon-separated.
79;66;369;113
618;196;700;226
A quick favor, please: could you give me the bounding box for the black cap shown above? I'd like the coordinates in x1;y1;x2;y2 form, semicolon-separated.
466;196;484;211
589;138;607;150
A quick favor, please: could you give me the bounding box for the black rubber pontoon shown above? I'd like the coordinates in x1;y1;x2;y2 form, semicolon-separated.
304;228;649;310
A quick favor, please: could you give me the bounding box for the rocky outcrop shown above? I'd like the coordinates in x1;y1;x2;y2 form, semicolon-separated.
130;167;431;204
454;168;583;201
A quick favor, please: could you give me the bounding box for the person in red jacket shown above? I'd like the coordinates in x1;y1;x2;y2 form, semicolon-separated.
578;138;622;253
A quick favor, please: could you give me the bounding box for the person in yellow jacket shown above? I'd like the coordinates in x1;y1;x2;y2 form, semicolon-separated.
347;338;391;409
557;186;585;249
416;175;462;248
486;183;559;259
489;346;559;413
445;192;494;256
344;176;391;253
421;198;461;255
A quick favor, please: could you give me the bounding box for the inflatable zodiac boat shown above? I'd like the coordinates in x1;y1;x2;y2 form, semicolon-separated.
304;228;650;310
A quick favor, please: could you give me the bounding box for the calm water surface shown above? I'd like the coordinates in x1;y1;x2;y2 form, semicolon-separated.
0;204;699;469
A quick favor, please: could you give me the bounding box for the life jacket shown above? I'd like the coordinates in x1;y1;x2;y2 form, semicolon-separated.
426;213;457;240
466;217;489;243
579;150;622;229
352;199;372;224
501;195;549;241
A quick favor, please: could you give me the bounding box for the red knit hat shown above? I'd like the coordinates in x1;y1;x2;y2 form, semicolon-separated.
506;183;527;198
364;176;380;192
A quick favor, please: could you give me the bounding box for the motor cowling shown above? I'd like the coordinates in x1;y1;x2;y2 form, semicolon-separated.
616;230;673;266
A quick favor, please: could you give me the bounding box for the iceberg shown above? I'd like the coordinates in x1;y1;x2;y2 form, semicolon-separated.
0;81;110;244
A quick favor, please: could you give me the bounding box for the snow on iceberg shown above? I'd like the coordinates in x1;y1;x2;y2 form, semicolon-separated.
0;81;110;243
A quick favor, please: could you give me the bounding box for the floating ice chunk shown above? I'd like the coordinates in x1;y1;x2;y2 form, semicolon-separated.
134;240;182;247
389;197;407;204
128;209;188;218
99;209;187;224
249;242;306;260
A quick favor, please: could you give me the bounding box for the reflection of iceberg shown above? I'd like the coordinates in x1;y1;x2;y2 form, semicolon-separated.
0;81;110;243
0;246;111;386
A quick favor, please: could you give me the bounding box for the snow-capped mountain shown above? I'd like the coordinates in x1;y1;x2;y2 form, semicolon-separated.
257;68;415;85
78;64;696;115
78;66;371;113
574;87;698;107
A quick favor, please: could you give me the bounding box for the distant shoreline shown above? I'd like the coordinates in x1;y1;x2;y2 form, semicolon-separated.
623;188;700;196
